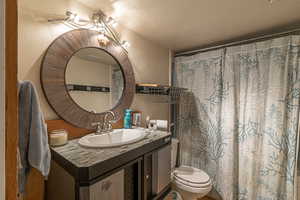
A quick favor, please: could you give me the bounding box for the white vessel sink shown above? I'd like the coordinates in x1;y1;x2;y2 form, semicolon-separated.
78;129;149;148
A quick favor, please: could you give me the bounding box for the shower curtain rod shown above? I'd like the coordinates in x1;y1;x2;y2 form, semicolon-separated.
175;27;300;57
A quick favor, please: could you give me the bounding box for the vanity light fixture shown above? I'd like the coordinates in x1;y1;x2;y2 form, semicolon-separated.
48;10;130;52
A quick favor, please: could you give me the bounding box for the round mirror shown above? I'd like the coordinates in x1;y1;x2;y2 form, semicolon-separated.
65;48;124;113
41;29;135;129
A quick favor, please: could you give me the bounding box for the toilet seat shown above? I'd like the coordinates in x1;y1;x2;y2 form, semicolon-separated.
173;176;211;188
172;166;212;193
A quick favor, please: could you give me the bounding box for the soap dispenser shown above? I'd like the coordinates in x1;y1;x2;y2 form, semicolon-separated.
124;109;132;129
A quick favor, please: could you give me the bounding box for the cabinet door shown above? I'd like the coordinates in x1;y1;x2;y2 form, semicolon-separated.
143;154;153;200
80;170;124;200
152;144;171;195
143;144;171;200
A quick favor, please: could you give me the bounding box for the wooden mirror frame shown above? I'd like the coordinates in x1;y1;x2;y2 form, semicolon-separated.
41;29;135;130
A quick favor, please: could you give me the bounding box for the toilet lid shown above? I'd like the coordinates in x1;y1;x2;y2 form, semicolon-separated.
173;166;210;185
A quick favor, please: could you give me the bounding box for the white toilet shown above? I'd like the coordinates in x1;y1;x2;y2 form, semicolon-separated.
171;139;212;200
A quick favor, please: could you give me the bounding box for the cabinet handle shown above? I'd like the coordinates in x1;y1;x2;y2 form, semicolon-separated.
101;180;112;191
146;175;150;180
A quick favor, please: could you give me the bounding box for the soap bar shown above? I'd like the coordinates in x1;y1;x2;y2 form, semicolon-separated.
49;129;68;146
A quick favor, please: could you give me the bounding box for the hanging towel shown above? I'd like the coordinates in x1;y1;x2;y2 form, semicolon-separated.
18;81;51;194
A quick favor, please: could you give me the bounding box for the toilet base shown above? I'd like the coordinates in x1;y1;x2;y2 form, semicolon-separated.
171;183;208;200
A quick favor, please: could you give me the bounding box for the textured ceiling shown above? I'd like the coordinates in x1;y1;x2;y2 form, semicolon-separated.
76;0;300;52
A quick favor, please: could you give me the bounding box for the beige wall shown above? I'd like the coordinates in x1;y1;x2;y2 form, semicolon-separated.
18;0;170;126
0;0;5;199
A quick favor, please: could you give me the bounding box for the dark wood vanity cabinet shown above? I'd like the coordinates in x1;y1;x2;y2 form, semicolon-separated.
77;144;171;200
47;133;171;200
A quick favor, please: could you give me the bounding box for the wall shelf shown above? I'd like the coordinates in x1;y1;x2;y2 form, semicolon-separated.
135;84;188;104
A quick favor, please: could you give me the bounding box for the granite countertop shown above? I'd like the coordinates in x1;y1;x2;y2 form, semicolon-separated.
51;129;171;168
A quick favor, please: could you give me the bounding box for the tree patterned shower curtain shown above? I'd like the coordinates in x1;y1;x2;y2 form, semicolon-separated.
174;35;300;200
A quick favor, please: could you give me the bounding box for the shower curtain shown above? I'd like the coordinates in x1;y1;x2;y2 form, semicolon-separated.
174;35;300;200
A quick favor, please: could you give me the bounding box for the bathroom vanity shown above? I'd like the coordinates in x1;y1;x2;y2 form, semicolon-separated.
47;130;171;200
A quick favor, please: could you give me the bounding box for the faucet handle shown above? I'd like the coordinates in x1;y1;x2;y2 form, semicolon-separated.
91;122;102;134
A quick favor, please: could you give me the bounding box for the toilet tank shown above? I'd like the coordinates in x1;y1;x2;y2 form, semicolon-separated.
171;138;179;169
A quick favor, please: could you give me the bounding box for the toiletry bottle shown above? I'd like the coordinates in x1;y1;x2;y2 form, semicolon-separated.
124;109;132;129
132;111;142;127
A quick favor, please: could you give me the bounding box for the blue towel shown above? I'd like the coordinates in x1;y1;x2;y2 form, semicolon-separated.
18;81;51;194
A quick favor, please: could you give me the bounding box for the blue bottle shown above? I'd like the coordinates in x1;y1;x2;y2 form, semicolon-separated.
124;109;132;129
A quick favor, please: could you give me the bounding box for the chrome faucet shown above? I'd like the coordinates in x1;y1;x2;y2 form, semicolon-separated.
103;111;117;133
91;111;117;135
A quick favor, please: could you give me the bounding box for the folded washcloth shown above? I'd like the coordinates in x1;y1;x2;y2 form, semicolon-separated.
18;81;51;194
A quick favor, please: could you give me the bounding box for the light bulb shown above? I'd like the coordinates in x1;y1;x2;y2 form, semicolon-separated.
121;41;130;48
111;21;117;27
